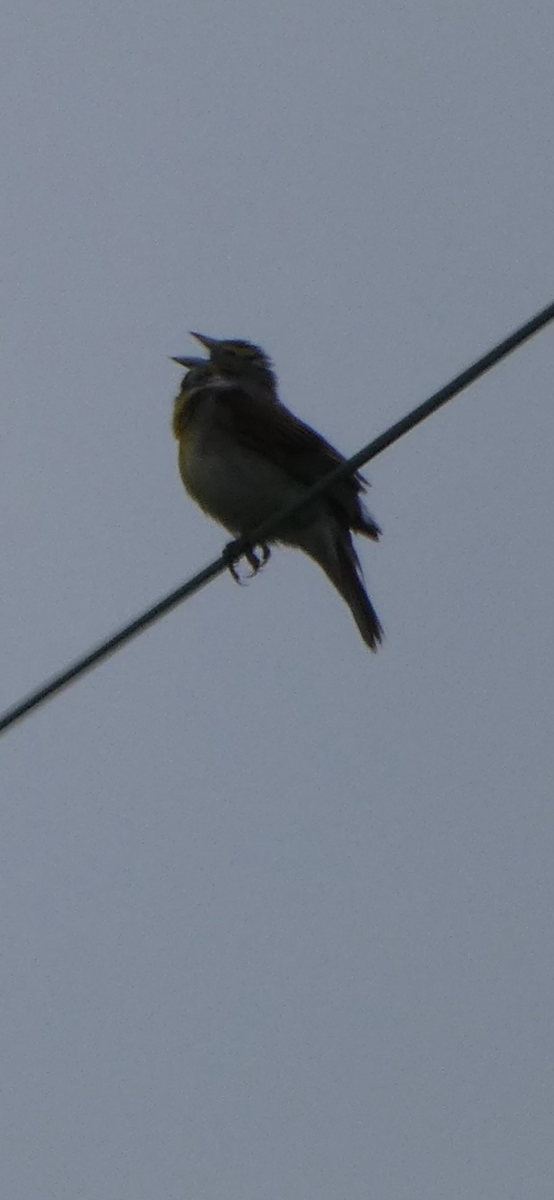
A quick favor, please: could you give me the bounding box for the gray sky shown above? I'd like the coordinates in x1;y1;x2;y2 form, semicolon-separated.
1;2;553;1197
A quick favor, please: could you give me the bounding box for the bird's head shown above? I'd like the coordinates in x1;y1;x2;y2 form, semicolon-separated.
173;333;277;396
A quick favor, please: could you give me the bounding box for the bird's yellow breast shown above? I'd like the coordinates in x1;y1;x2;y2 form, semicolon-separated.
172;393;207;504
172;390;194;441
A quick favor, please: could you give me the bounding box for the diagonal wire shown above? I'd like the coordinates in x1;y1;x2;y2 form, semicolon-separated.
2;297;554;738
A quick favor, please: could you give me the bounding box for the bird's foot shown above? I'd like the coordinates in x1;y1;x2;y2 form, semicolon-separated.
224;540;271;585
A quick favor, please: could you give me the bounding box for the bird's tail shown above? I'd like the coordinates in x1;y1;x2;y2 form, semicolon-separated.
299;524;383;651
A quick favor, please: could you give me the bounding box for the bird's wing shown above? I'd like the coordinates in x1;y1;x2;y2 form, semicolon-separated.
211;384;380;540
214;385;366;491
212;384;381;540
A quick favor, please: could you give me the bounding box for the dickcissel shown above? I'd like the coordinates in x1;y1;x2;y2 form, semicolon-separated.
171;334;383;650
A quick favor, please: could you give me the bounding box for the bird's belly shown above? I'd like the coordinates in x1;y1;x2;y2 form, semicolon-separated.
179;436;308;538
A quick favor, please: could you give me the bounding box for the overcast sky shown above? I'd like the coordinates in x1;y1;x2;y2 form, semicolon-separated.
1;2;553;1197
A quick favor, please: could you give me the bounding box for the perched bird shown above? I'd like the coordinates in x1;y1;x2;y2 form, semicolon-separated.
171;335;383;650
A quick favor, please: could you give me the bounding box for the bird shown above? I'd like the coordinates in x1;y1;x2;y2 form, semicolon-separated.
171;334;383;650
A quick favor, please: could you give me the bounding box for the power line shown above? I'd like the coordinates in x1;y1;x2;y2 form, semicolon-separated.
2;297;554;738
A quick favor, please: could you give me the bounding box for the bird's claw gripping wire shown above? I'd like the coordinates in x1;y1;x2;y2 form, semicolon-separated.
224;540;271;585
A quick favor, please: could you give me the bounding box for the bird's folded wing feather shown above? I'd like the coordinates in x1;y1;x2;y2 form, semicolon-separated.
214;385;367;496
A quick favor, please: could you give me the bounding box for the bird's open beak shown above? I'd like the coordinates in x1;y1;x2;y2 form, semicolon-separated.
170;355;206;368
189;331;219;351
